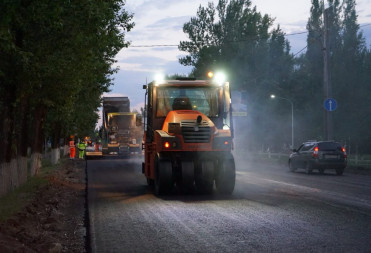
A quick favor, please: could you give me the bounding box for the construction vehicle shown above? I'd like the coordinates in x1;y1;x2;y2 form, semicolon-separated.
141;73;235;195
101;97;141;156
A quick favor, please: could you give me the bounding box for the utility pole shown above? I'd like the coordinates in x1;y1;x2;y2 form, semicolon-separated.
323;4;333;140
270;95;294;149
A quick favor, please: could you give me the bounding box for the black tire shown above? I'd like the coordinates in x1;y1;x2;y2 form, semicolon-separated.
336;168;344;176
102;148;108;155
154;158;173;195
180;160;195;193
147;177;154;186
215;156;235;195
306;162;313;174
289;161;296;172
195;160;214;194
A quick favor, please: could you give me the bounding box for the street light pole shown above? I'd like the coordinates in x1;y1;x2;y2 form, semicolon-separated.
270;94;294;149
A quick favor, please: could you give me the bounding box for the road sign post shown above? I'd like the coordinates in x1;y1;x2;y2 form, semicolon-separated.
324;98;337;112
323;98;336;141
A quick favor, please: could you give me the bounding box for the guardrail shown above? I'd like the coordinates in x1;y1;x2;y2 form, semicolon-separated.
347;158;371;168
237;151;371;169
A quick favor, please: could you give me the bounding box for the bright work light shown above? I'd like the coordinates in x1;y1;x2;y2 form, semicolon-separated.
214;72;226;85
154;73;165;85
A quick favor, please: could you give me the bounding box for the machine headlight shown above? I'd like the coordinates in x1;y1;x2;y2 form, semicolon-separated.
154;73;165;85
214;72;226;86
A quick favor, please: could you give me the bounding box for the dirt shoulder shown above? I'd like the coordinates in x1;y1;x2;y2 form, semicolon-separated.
0;159;86;253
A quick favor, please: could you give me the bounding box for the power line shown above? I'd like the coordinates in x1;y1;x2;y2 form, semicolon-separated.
130;30;309;48
291;23;371;56
293;45;308;56
285;31;307;36
130;44;178;48
129;24;371;48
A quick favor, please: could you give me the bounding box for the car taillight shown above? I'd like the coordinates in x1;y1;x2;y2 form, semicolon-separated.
342;147;347;158
313;146;319;158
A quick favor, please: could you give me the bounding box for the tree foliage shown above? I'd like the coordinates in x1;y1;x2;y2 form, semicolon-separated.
179;0;294;149
0;0;134;166
180;0;371;153
298;0;371;152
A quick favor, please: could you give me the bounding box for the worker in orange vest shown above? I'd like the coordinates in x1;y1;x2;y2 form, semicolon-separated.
94;139;101;152
69;137;76;159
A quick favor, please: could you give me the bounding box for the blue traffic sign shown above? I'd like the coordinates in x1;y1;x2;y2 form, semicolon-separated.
324;98;337;111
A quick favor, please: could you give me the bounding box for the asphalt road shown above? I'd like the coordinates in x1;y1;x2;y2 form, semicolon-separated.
87;154;371;253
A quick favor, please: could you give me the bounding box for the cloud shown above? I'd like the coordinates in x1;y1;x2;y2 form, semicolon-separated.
150;46;179;52
147;16;190;30
115;47;188;74
360;25;371;47
162;59;193;75
116;55;171;71
127;0;210;20
282;20;308;31
113;62;153;72
132;102;145;112
127;23;186;46
110;70;147;104
109;0;371;120
124;0;211;46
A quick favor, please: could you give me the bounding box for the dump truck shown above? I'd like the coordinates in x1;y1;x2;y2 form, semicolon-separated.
141;75;235;195
101;97;141;156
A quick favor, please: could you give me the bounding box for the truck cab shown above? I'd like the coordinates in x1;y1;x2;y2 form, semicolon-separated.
102;97;141;156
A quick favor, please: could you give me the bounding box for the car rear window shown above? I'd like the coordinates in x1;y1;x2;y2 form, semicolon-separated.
318;142;342;151
301;143;315;151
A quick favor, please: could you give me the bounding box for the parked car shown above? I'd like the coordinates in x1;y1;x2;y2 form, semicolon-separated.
289;141;347;175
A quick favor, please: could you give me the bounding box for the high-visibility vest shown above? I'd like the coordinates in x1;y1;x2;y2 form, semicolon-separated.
77;143;86;150
69;141;76;158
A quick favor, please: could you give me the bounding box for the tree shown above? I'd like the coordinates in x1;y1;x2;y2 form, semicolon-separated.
332;0;368;150
179;0;294;149
0;0;133;195
294;0;370;150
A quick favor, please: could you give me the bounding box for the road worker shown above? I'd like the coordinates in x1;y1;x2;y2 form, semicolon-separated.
95;139;101;152
77;139;87;159
69;136;76;159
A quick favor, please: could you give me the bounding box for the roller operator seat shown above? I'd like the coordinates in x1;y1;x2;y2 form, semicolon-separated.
172;96;192;110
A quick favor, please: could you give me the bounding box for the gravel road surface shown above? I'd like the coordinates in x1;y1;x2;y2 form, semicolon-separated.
87;155;371;253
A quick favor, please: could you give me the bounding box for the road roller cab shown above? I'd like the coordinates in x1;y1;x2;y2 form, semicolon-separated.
142;74;235;195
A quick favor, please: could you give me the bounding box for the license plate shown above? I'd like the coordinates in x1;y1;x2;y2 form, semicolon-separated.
325;154;338;159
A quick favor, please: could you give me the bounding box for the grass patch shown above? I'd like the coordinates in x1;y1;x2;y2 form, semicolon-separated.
0;158;62;222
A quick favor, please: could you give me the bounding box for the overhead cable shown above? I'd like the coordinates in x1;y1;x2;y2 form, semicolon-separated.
129;23;371;48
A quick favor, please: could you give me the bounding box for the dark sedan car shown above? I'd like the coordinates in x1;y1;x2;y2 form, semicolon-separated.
289;141;347;175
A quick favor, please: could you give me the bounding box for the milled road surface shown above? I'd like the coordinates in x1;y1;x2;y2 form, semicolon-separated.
87;154;371;253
